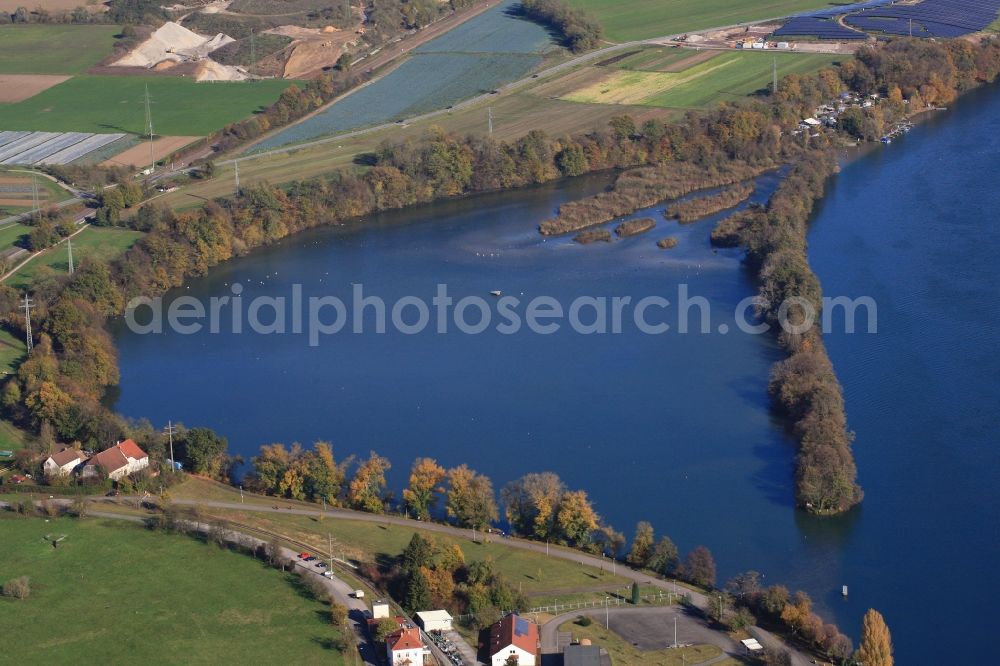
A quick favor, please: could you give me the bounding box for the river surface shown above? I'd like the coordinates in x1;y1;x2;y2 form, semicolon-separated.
114;87;1000;663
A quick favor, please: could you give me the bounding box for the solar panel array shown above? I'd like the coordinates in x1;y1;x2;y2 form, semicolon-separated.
775;17;868;39
0;130;126;165
844;0;1000;37
514;617;530;637
775;0;1000;39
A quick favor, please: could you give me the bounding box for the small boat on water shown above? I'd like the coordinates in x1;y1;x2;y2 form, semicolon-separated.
489;290;502;297
881;136;892;144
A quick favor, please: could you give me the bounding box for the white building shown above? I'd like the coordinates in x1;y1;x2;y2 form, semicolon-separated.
43;448;88;477
489;614;538;666
386;626;424;666
416;610;453;632
82;439;149;481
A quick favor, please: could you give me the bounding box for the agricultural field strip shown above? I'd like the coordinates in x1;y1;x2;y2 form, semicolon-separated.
0;131;126;166
228;7;828;164
564;57;741;105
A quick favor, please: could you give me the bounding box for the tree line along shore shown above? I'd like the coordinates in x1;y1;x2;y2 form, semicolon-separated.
3;36;1000;519
0;39;997;664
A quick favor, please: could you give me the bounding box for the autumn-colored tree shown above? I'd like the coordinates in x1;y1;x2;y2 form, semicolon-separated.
555;490;599;546
347;451;391;513
445;464;498;529
647;536;679;576
402;457;446;520
627;521;654;568
856;608;893;666
682;546;716;588
501;472;565;539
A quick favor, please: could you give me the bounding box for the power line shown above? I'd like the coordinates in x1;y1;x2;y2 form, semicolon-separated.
20;294;34;354
165;421;177;471
143;84;156;174
31;174;39;223
249;28;256;80
488;106;493;135
234;159;240;195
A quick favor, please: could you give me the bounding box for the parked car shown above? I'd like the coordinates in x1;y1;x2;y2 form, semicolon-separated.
352;590;365;599
298;552;311;559
315;562;327;568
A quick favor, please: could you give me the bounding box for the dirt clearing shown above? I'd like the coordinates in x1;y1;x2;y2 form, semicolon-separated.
0;75;71;102
102;136;200;168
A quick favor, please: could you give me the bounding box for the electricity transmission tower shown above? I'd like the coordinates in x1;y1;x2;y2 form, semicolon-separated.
772;56;778;95
234;159;240;195
488;106;493;135
165;421;177;470
143;84;156;174
20;294;33;353
67;237;74;275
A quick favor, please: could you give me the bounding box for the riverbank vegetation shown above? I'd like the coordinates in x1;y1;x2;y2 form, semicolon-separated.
519;0;603;53
614;217;655;237
665;182;754;223
573;229;611;243
656;236;678;249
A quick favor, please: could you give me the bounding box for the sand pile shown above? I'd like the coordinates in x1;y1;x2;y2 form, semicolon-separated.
194;59;247;81
114;21;235;68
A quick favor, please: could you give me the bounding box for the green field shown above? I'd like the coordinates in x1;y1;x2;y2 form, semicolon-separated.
563;50;843;109
0;222;32;252
0;516;345;663
5;226;144;290
0;76;297;136
0;25;121;75
568;0;836;42
0;327;26;375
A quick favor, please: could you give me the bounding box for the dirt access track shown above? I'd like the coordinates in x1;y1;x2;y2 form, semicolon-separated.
103;136;201;168
0;75;71;103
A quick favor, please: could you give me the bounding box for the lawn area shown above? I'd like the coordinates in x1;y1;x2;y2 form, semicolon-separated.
561;50;843;109
0;222;32;252
0;327;26;375
558;617;722;665
0;25;120;75
0;76;297;136
0;419;29;452
0;516;346;663
5;226;144;290
199;504;633;600
568;0;837;42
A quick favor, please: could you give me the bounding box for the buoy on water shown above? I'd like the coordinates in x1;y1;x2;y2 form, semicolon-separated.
842;585;849;597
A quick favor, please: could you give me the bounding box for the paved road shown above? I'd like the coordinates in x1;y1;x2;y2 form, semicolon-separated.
164;496;815;665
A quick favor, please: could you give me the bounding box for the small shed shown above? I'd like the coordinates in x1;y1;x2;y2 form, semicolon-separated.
416;609;453;632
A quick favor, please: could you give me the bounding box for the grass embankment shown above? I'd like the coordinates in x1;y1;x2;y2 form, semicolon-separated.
202;507;633;601
566;0;835;42
665;182;754;223
4;226;144;290
0;76;297;136
0;223;33;252
615;217;655;237
0;515;346;664
0;25;120;75
0;327;26;375
557;617;722;665
0;419;28;452
173;478;633;602
539;161;765;235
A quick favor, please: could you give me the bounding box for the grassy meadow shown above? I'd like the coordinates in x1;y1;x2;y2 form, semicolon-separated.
561;49;843;109
0;25;120;75
567;0;837;42
0;516;346;664
0;327;26;375
0;76;297;136
5;226;144;290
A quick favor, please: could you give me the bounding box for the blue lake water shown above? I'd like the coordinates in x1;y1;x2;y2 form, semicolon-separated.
252;0;555;151
114;85;1000;663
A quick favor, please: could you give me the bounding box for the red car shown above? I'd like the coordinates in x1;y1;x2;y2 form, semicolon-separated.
299;552;311;559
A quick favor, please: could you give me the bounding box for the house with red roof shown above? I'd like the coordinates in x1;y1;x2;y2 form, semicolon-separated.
489;614;539;666
43;447;88;477
386;625;425;666
82;439;149;481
